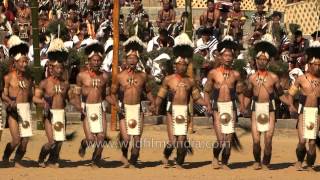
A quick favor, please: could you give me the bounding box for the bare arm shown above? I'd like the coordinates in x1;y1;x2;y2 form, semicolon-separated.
154;76;169;114
32;80;46;107
191;79;206;106
1;75;14;107
110;74;120;106
69;74;82;111
204;72;214;113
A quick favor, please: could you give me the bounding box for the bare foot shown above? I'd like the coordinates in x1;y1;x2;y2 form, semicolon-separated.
38;162;46;168
14;161;24;168
261;164;270;170
162;157;170;168
295;161;303;171
121;156;130;168
221;164;231;170
212;158;221;169
175;164;184;169
253;162;262;170
47;163;59;168
306;166;316;172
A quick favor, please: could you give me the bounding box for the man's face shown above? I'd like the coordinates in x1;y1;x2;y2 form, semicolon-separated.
80;27;89;39
233;2;240;11
257;5;264;13
272;16;280;24
309;60;320;77
220;50;234;67
15;56;29;72
256;54;269;70
163;2;170;10
89;54;103;71
175;60;188;75
208;2;214;11
159;34;168;46
126;54;139;70
133;1;141;10
52;62;64;78
295;35;302;43
201;34;210;42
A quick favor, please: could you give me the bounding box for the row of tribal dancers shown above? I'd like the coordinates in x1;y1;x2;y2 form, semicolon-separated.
1;33;320;170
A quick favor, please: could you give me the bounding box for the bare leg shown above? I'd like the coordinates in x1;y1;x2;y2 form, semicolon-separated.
130;135;141;166
176;135;187;168
3;116;21;164
251;112;262;170
91;113;107;166
306;118;319;170
163;113;176;166
14;137;29;168
39;119;55;167
295;115;306;170
119;118;130;167
212;111;224;169
262;112;275;169
78;117;95;158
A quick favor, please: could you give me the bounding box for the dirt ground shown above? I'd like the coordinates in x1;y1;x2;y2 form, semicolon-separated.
0;124;319;180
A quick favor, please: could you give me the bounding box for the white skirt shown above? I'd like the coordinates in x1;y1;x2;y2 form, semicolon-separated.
125;104;142;135
303;107;318;140
17;103;33;137
50;109;66;141
217;101;234;134
85;103;103;133
255;102;270;132
172;105;188;136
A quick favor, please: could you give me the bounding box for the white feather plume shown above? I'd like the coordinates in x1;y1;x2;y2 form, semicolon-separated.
123;35;146;48
7;35;25;49
174;33;194;47
47;38;68;53
310;40;320;47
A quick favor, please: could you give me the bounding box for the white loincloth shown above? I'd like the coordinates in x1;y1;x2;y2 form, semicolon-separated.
255;102;270;132
217;101;234;134
303;107;318;139
172;105;188;136
17;103;33;137
85;103;103;133
50;109;66;141
125;104;142;135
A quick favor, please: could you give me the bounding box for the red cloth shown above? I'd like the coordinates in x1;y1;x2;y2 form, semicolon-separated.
5;10;15;22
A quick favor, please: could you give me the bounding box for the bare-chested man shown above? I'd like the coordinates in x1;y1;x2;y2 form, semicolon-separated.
157;0;176;30
110;36;153;168
288;43;320;171
243;40;296;170
33;38;71;168
154;33;206;168
204;39;242;169
2;36;33;167
200;0;220;29
74;41;112;167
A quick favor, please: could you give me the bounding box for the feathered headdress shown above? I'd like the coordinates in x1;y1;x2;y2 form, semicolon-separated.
47;38;68;63
7;35;29;61
123;36;146;58
173;33;194;63
84;40;105;59
217;38;238;54
306;41;320;63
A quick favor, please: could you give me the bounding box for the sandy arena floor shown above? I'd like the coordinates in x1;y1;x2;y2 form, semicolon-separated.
0;124;319;180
